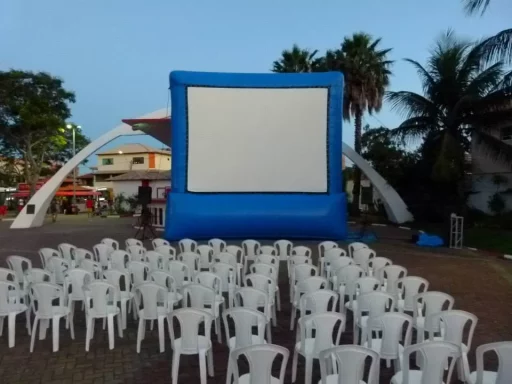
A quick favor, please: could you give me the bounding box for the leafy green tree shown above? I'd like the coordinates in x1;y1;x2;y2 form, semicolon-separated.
0;70;90;196
386;30;512;212
323;33;392;213
272;44;323;73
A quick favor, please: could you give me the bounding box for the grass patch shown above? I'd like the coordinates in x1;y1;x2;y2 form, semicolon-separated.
464;228;512;254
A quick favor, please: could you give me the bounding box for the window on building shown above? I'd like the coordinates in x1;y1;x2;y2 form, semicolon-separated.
501;126;512;141
102;158;114;165
132;157;145;164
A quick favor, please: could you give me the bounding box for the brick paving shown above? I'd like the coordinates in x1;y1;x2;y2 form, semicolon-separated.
0;217;510;383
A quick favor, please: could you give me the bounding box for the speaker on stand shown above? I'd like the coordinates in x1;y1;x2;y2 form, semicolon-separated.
134;186;156;240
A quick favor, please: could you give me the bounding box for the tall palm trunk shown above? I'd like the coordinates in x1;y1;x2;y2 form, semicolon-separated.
351;107;363;215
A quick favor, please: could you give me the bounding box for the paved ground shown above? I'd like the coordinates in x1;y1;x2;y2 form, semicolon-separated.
0;217;510;383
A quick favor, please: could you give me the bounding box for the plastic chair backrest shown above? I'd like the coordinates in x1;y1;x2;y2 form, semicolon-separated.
80;259;101;279
475;341;512;384
183;283;216;310
289;256;312;268
152;238;170;249
26;268;54;285
250;263;277;280
319;241;339;258
126;245;146;262
30;282;64;317
348;242;368;258
353;248;376;272
292;264;318;284
291;246;312;257
234;287;269;315
154;245;177;261
426;310;478;351
170;308;213;353
129;261;150;286
255;254;279;267
378;265;407;294
274;240;293;259
223;307;266;349
324;248;347;264
298;312;345;355
259;246;277;256
39;248;59;268
85;281;117;317
225;245;244;264
299;289;338;315
195;271;222;296
368;257;392;275
58;243;76;264
396;276;429;309
242;240;261;258
178;252;200;273
330;257;353;275
134;282;168;318
319;345;379;384
357;291;395;319
72;248;94;267
103;269;131;293
46;257;70;284
401;341;460;384
0;280;20;309
244;273;275;297
197;245;214;268
101;238;119;250
179;238;197;253
230;344;289;384
168;261;191;289
6;255;32;285
93;243;113;268
145;251;164;271
65;268;93;299
208;238;226;254
214;252;237;270
334;264;365;292
367;312;413;360
414;291;455;330
110;250;131;272
211;262;235;291
125;238;143;248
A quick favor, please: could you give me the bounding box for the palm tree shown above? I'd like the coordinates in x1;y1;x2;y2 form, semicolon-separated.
463;0;491;15
386;30;512;209
325;33;392;213
272;44;322;73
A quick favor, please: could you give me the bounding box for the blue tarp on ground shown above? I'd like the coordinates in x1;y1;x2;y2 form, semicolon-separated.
416;232;444;247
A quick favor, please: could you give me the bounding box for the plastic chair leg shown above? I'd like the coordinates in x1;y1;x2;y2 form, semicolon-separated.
52;316;60;352
207;349;214;377
136;318;144;353
30;317;39;352
158;316;165;353
171;350;181;384
8;313;16;348
291;349;298;382
107;315;115;350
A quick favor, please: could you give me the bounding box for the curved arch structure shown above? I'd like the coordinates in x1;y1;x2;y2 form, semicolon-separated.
342;142;413;223
10;108;169;229
10;106;413;229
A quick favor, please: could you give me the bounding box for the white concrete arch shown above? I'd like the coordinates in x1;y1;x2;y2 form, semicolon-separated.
10;106;413;229
10;108;169;229
342;142;413;223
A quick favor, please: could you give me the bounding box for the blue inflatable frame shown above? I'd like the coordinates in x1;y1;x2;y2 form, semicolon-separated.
165;71;347;240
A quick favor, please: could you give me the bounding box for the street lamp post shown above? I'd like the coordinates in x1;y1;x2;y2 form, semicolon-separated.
66;124;81;210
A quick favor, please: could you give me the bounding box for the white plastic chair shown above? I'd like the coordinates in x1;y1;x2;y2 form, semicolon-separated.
234;287;272;342
80;259;102;279
396;276;429;313
321;248;347;279
244;273;277;327
152;238;170;249
84;281;123;351
318;240;338;259
127;245;146;262
150;270;183;308
0;281;29;348
292;245;312;257
335;264;365;303
25;268;54;286
125;238;143;248
292;312;346;384
195;271;226;311
134;282;172;353
378;265;407;295
154;245;177;265
72;248;94;268
169;308;214;384
224;245;244;282
129;261;150;287
348;242;368;258
179;238;197;253
168;261;192;292
242;239;261;275
390;341;460;384
469;341;512;384
0;268;30;335
290;264;319;305
39;248;59;269
353;248;376;274
344;276;381;317
368;256;392;277
58;243;76;266
45;256;70;285
110;250;131;273
93;243;113;270
251;262;280;311
178;252;200;276
328;257;353;288
64;268;93;331
354;291;395;345
364;312;413;373
274;239;293;262
197;245;214;271
6;255;32;289
208;238;226;254
228;344;289;384
290;276;328;330
223;307;266;350
214;252;239;283
259;245;277;256
426;310;478;382
413;291;455;344
103;269;133;329
101;238;119;250
183;283;222;343
298;289;338;320
211;262;236;308
319;345;380;384
288;255;313;280
29;282;72;352
145;251;165;271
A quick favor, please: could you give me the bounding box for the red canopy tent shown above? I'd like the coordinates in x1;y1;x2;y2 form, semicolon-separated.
13;185;101;198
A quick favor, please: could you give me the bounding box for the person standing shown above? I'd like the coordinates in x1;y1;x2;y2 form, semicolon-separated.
86;198;94;218
50;199;58;223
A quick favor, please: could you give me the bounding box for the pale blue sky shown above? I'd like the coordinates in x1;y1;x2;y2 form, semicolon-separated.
1;0;510;171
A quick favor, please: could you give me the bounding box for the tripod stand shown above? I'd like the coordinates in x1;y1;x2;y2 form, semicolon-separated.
134;206;156;241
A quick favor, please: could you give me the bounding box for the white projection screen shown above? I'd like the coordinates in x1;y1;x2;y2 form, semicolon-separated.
186;87;328;193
